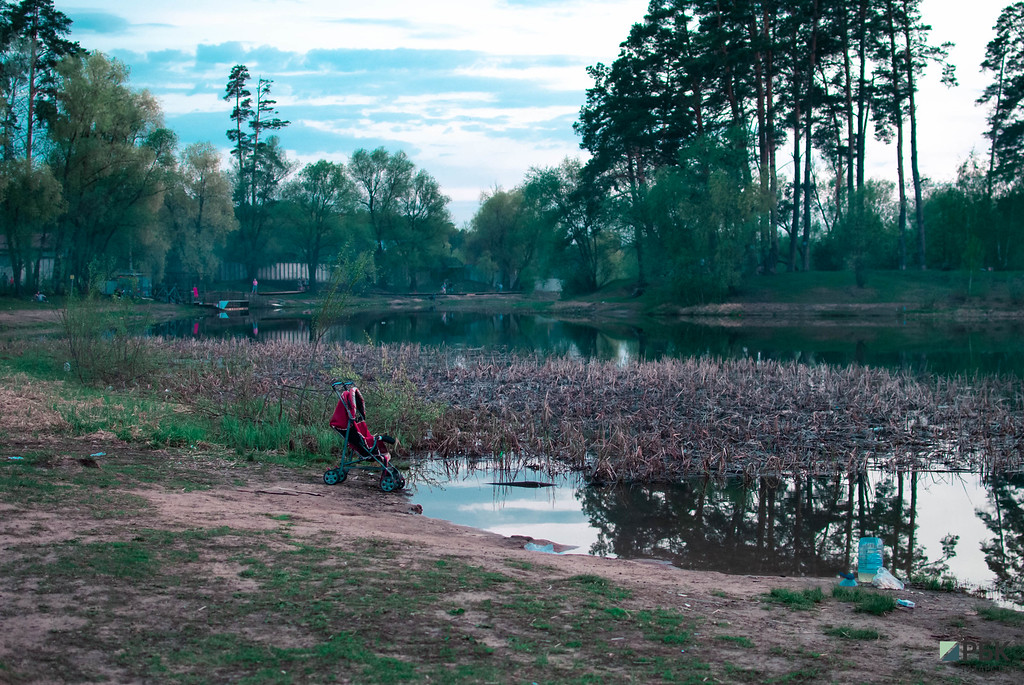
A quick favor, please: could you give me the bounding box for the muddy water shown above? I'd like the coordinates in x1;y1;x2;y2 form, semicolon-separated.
408;459;1024;608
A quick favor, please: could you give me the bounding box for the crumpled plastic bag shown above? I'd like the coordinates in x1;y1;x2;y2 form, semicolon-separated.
524;542;557;554
871;566;905;590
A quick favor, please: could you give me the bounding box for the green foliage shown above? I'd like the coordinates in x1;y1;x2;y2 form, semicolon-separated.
523;158;625;294
280;160;358;292
814;182;898;283
976;605;1024;626
760;587;825;610
466;186;543;291
831;586;897;615
58;285;162;385
163;142;238;283
649;129;767;304
49;52;174;291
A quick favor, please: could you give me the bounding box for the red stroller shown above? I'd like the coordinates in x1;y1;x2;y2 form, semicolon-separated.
323;380;406;492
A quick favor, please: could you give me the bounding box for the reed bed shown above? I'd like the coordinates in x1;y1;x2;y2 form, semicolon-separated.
146;338;1024;482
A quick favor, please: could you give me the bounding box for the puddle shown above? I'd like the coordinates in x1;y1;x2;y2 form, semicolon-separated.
409;459;1024;608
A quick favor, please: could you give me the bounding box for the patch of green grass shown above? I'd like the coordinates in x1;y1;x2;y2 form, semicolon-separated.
977;605;1024;626
831;586;897;615
958;645;1024;672
761;587;825;610
504;559;533;571
716;634;754;648
911;573;960;592
565;573;633;601
823;625;883;640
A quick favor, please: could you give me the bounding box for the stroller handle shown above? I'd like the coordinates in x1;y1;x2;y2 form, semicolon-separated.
331;380;356;389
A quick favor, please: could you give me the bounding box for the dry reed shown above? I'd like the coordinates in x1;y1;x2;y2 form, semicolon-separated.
143;338;1024;482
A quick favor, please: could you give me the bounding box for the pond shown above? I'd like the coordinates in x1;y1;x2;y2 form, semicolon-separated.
154;308;1024;602
407;459;1024;609
153;308;1024;377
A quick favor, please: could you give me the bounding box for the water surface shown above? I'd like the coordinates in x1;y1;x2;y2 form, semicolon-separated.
408;459;1024;608
154;309;1024;377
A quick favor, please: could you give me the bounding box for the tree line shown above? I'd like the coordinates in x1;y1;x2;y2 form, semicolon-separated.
4;0;1024;302
0;1;456;297
477;0;1024;301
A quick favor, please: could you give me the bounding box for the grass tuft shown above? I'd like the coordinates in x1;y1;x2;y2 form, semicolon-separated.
823;625;884;640
832;586;897;615
761;587;825;610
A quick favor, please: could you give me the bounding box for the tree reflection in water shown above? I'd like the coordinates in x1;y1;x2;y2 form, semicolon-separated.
579;471;1017;594
978;475;1024;605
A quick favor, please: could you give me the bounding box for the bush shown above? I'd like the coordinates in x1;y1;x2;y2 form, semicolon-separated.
59;291;161;386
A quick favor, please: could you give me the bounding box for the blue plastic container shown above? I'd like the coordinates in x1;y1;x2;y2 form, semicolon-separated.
857;537;883;582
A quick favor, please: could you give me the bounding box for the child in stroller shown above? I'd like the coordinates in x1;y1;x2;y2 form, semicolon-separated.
322;380;406;492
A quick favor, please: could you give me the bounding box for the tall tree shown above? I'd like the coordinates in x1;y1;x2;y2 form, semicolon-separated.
467;187;541;291
223;67;290;279
223;64;252;193
162;141;237;284
873;0;910;270
47;52;174;292
980;1;1024;194
0;0;79;163
348;147;414;269
281;159;358;293
523;158;621;294
394;168;452;290
897;0;956;270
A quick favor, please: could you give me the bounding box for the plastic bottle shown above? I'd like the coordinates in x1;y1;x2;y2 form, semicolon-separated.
857;537;883;583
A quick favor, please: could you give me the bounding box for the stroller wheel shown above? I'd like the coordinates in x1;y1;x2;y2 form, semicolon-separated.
323;468;347;485
380;466;405;492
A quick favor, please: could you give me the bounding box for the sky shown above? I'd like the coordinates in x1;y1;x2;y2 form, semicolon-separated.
56;0;1009;226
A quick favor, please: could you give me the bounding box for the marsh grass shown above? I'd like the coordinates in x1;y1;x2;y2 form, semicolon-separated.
4;332;1023;479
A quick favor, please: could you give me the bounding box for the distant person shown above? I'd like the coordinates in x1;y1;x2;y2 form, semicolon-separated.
252;278;258;294
192;285;199;303
34;291;46;302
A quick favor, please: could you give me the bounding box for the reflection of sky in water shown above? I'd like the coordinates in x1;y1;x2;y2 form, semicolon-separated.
410;462;600;554
907;472;993;590
410;461;1011;603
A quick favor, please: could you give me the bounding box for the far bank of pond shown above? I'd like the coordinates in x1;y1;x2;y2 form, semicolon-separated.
153;307;1024;377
